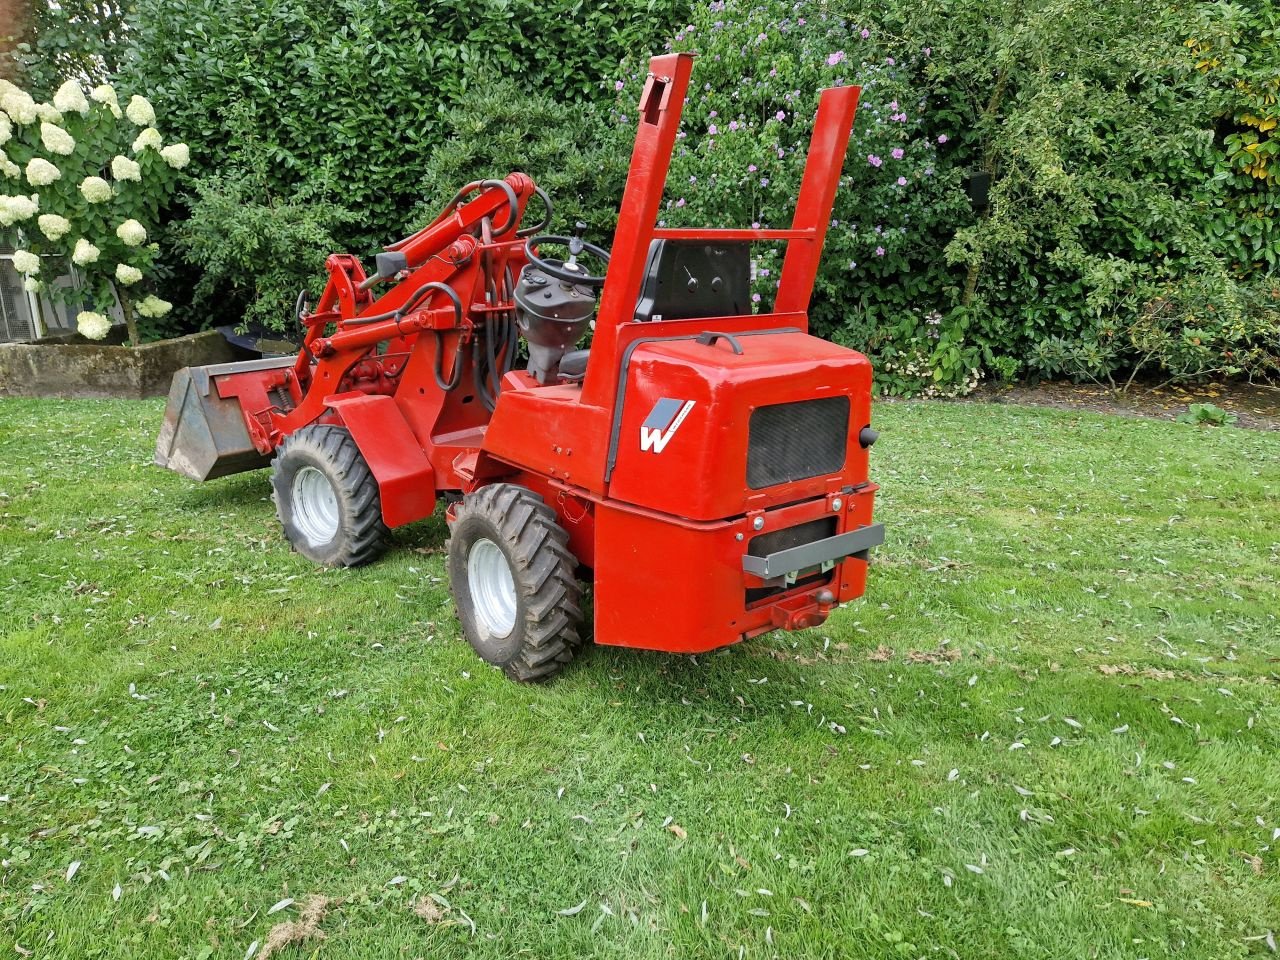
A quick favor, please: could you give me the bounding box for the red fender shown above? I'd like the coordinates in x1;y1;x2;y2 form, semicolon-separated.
326;393;436;527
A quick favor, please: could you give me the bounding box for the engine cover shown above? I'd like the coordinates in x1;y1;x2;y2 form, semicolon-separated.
606;329;873;521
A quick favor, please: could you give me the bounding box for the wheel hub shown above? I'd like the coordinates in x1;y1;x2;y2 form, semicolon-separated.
291;465;340;546
467;538;517;639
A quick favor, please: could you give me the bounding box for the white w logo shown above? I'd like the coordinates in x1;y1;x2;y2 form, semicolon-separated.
639;399;696;454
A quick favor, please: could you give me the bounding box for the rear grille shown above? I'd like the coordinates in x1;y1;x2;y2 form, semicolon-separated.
747;396;849;489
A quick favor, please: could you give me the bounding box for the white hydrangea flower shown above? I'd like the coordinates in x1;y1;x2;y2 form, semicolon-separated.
0;83;38;125
35;103;63;124
114;263;143;285
90;84;123;118
0;153;19;180
23;276;43;293
80;176;112;203
125;95;156;126
136;294;173;318
116;219;147;246
25;157;61;186
52;80;90;116
72;238;101;265
12;249;40;275
111;155;142;182
37;213;70;240
0;193;39;226
77;311;112;340
90;84;118;107
0;112;10;146
40;122;75;156
160;143;190;169
132;127;163;153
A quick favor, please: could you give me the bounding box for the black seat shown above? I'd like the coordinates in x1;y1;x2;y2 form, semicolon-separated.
558;239;752;381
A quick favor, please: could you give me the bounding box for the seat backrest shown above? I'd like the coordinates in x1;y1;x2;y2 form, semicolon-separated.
633;239;751;322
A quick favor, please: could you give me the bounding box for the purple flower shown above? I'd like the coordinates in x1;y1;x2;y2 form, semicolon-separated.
729;120;739;131
896;176;907;186
751;221;760;229
924;46;932;56
848;260;857;269
748;163;757;172
826;51;846;66
891;147;904;160
860;28;870;38
760;177;770;186
886;57;896;65
867;154;882;167
775;110;786;121
937;133;949;143
710;110;718;118
875;246;885;256
675;198;686;207
889;100;899;111
614;80;625;92
689;176;697;183
751;293;762;302
708;124;719;135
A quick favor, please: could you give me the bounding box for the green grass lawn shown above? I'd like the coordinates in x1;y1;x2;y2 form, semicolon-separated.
1;396;1277;960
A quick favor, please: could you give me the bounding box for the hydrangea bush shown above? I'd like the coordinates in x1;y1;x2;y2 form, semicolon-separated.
605;0;974;395
0;78;188;344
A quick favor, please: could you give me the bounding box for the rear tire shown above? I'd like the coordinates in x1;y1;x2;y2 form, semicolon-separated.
271;424;389;567
447;483;583;682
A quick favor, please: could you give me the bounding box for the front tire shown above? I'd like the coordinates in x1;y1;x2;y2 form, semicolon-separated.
271;424;389;567
447;484;583;682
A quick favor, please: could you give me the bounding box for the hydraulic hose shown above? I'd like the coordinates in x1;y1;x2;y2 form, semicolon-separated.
516;186;554;238
432;331;463;391
385;178;521;251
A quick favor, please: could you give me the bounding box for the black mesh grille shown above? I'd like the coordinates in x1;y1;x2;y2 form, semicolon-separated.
747;396;849;489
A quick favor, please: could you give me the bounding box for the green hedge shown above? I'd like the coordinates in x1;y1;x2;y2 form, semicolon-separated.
122;0;687;253
103;0;1278;386
585;0;1279;392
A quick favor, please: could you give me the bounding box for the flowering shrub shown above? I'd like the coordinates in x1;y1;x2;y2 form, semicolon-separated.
604;0;974;394
0;77;188;343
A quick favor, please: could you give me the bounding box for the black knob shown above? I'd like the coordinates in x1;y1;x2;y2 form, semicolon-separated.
859;426;879;449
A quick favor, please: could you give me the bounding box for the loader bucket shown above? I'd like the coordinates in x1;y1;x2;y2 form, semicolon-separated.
154;357;294;481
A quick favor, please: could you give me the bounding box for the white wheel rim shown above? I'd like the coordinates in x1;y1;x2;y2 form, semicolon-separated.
291;465;340;546
467;538;517;639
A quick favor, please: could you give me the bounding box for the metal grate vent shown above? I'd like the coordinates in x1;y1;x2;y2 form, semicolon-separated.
0;258;38;343
746;396;849;489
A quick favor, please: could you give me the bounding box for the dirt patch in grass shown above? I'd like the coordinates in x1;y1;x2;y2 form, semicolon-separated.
413;896;447;923
260;895;334;959
906;647;962;664
959;379;1280;431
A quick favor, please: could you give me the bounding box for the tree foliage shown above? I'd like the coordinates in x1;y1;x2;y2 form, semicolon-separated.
5;0;129;99
175;104;351;331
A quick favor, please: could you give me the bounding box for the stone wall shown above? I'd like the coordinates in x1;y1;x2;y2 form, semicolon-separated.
0;331;235;399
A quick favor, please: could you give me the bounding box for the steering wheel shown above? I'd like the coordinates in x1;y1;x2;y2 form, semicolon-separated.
524;227;611;288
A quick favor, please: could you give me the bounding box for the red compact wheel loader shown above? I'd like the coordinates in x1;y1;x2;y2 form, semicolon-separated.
155;52;884;680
